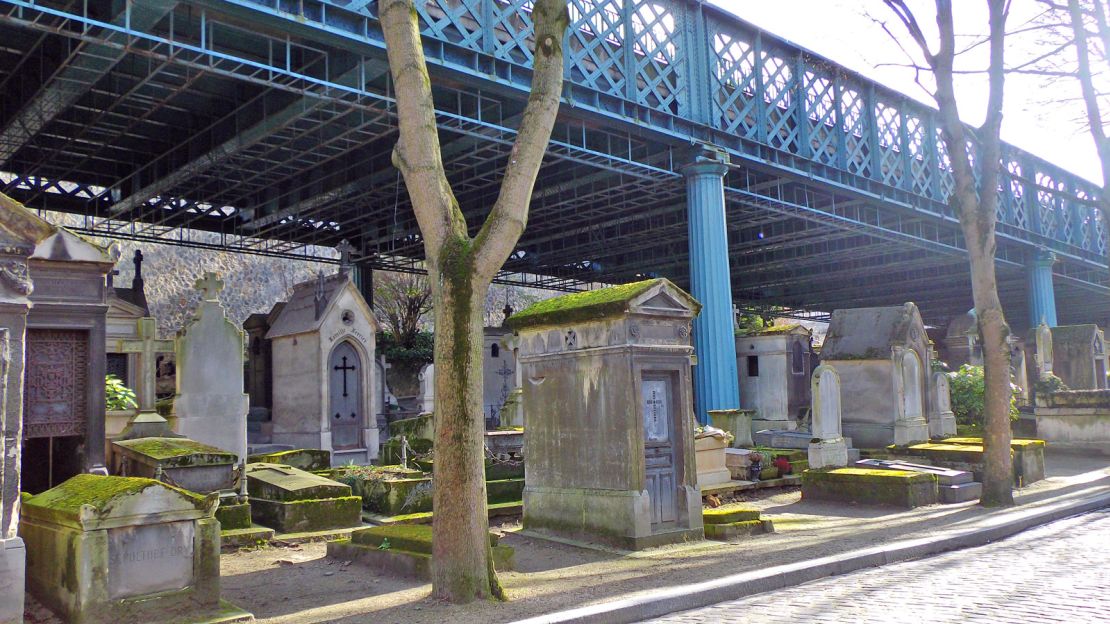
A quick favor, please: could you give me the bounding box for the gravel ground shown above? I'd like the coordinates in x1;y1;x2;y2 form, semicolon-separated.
24;450;1110;624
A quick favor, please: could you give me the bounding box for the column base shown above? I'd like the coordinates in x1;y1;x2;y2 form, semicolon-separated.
0;537;25;624
894;418;931;446
929;411;958;439
808;439;849;469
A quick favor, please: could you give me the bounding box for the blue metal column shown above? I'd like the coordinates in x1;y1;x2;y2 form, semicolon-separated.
1027;248;1058;327
683;146;740;423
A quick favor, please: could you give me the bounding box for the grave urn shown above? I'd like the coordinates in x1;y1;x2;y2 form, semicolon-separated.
707;409;755;447
694;431;733;487
20;474;247;624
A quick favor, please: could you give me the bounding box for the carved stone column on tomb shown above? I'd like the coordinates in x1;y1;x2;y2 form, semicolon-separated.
0;191;55;623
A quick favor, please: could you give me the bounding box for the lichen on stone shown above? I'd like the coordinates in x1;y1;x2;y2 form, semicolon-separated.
507;278;695;330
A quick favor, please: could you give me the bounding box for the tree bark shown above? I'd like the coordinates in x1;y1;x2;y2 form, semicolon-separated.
884;0;1014;505
378;0;568;603
1067;0;1110;284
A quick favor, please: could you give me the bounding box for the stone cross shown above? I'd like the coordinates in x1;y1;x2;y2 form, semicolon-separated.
336;239;355;274
196;272;224;302
116;317;174;413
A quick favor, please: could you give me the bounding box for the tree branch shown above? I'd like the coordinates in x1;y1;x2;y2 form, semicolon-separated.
379;0;468;260
472;0;569;281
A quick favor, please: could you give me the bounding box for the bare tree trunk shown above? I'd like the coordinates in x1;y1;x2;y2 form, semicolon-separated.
1067;0;1110;283
378;0;568;603
884;0;1014;505
428;243;499;600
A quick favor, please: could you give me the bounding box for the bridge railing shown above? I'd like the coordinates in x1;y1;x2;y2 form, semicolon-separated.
3;0;1105;259
290;0;1106;259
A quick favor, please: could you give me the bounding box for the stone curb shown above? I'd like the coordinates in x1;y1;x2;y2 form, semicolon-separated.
511;490;1110;624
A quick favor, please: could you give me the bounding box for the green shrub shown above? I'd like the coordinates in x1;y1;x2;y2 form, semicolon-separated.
947;365;1018;428
105;375;137;411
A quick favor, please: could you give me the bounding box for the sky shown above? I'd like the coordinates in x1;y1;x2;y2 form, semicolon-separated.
716;0;1106;185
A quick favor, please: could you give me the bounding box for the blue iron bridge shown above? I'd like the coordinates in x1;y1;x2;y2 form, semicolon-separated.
0;0;1106;335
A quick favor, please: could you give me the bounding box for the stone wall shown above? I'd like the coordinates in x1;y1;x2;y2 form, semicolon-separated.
1035;390;1110;444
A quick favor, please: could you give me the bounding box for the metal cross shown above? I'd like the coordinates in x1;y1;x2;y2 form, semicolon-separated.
334;356;356;397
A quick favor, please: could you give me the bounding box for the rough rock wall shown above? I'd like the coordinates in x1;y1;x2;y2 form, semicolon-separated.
43;213;333;336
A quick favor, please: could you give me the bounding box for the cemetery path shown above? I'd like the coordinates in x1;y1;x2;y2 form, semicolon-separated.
204;451;1109;624
642;508;1110;624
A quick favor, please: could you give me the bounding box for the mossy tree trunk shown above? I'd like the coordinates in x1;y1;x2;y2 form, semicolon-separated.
378;0;569;603
883;0;1014;505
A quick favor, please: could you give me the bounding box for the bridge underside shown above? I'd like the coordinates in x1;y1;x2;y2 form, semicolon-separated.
0;0;1106;331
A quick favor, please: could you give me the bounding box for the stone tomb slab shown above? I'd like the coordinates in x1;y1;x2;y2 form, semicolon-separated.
855;458;981;504
112;436;238;494
20;474;249;623
854;458;973;486
245;463;361;533
801;468;938;508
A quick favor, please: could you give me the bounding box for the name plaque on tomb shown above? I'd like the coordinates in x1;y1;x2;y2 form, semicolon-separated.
642;380;669;442
108;521;195;599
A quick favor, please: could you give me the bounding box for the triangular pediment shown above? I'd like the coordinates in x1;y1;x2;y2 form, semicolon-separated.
0;192;54;249
31;227;118;265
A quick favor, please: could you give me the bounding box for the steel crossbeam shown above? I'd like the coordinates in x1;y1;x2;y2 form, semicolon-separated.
0;0;1105;323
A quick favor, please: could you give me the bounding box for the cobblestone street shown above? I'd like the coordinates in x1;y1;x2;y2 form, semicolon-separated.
645;509;1110;624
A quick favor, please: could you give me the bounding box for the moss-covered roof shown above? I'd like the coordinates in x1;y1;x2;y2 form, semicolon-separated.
507;278;697;330
1050;324;1101;346
24;474;204;516
737;323;810;337
114;437;237;466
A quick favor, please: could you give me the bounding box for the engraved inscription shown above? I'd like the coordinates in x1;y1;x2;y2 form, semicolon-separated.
108;521;195;600
642;379;669;442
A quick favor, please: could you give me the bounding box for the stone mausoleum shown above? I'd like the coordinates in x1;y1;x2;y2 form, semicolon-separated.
821;303;933;448
266;270;379;464
510;278;703;549
23;220;118;494
735;324;815;431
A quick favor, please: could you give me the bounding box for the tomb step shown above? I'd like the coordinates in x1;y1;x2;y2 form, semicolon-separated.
704;519;775;540
220;525;276;550
940;481;983;504
846;448;861;463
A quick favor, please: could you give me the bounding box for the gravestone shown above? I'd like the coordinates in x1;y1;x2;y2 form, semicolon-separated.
267;268;379;464
1049;325;1108;390
172;273;249;466
1027;321;1055;383
928;371;958;438
735;325;814;431
808;365;848;469
509;279;703;549
245;462;361;533
0;193;53;621
418;363;435;414
942;310;980;368
821;303;932;448
20;474;250;623
23;226;118;493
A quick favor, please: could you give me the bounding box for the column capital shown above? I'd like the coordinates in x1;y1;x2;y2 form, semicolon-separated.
680;143;730;178
1029;247;1057;268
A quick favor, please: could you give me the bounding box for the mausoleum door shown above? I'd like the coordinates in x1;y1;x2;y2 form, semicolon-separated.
642;374;678;527
329;342;364;450
22;328;90;492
